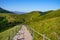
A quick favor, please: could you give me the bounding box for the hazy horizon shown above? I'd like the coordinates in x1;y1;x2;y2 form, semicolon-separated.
0;0;60;12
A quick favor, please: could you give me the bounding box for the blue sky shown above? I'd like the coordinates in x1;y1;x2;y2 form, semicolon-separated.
0;0;60;12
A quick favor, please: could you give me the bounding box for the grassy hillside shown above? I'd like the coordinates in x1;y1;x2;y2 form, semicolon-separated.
28;17;60;40
0;25;21;40
0;13;23;32
27;9;60;40
39;9;60;20
0;9;60;40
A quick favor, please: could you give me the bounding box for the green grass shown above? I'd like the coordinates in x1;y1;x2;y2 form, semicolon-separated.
28;17;60;40
26;10;60;40
0;9;60;40
0;25;21;40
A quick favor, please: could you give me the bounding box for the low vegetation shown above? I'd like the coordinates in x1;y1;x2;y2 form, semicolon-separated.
0;8;60;40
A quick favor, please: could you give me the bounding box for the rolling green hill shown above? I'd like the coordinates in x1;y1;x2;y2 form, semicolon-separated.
0;9;60;40
27;9;60;40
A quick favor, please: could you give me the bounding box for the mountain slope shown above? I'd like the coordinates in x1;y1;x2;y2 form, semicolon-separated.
0;9;60;40
27;9;60;40
0;7;14;13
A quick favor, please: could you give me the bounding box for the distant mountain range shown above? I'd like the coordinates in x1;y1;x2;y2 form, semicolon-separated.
0;7;55;14
0;7;14;13
13;11;25;14
0;7;25;14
